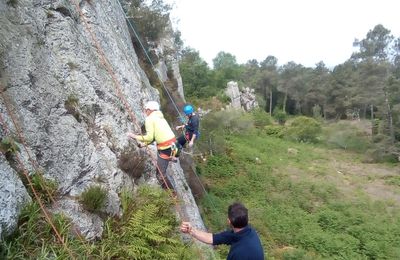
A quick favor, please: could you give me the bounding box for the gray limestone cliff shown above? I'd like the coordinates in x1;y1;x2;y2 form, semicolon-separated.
0;0;206;246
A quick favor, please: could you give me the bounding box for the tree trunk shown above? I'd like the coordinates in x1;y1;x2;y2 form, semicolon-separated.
370;104;374;120
283;91;287;113
362;104;367;119
384;90;395;143
263;85;268;112
269;88;273;114
296;100;302;114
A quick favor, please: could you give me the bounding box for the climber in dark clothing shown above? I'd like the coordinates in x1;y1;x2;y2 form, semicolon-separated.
175;104;200;149
180;202;265;260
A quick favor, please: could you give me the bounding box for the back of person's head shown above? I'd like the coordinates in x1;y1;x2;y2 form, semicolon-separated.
144;101;160;111
228;202;248;228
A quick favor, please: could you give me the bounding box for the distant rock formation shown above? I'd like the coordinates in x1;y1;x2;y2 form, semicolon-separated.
225;81;258;111
240;87;259;111
225;81;242;109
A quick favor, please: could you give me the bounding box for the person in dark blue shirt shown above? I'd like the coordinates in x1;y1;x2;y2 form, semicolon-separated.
181;202;265;260
175;104;200;149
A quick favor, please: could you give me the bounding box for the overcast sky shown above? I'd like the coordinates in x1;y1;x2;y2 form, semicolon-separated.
167;0;400;68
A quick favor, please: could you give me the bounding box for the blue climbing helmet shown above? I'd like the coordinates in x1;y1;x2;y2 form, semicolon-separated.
183;104;194;115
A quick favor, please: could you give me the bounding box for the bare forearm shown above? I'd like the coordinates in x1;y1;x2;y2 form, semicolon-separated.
190;228;213;245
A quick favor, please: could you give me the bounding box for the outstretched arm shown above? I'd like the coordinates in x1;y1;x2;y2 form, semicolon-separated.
180;222;213;245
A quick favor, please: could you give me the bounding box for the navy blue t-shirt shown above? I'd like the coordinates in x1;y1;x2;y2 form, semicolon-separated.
185;113;199;136
213;225;264;260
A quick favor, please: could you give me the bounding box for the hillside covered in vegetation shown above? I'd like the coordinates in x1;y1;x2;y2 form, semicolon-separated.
194;111;400;259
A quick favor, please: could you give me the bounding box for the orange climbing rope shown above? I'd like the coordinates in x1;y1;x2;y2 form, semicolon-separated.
0;89;57;205
0;87;77;260
67;0;183;210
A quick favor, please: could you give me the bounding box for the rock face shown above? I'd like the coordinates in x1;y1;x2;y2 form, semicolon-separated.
225;81;258;111
225;81;241;109
0;0;205;241
240;87;259;111
155;25;186;103
0;156;31;238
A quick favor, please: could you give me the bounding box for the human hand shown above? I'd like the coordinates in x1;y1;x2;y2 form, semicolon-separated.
175;125;183;131
127;132;137;139
189;140;194;147
180;222;192;233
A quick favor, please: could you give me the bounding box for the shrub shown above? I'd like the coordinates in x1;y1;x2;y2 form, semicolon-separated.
118;147;147;179
29;172;58;204
322;122;371;152
216;92;231;104
64;94;81;122
273;109;287;125
372;119;380;136
284;116;322;143
382;175;400;187
198;110;253;155
101;185;198;259
0;202;79;259
201;110;253;135
203;155;235;178
2;186;197;259
364;147;399;163
312;104;322;119
252;109;272;128
0;136;20;160
264;125;285;138
79;186;107;213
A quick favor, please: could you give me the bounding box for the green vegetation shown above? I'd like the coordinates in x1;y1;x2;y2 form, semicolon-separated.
128;0;172;43
178;24;400;159
6;0;18;8
273;109;287;125
66;61;79;70
79;185;107;213
29;171;58;204
284;116;322;143
321;121;371;152
118;146;146;179
195;113;400;259
64;94;81;122
100;186;197;259
252;108;273;128
1;186;198;259
0;203;74;259
0;136;20;159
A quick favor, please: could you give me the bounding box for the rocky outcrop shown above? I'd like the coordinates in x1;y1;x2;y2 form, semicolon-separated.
0;156;31;238
225;81;241;109
225;81;258;111
240;87;259;111
154;25;186;103
0;0;204;241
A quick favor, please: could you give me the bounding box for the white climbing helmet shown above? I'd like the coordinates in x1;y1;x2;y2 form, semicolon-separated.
144;101;160;111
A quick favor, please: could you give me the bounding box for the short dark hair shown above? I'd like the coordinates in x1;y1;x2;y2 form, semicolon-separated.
228;202;248;228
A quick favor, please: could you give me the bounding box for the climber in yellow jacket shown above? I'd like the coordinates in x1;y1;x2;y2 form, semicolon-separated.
127;101;176;190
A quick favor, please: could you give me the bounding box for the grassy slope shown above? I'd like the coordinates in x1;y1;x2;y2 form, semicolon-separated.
197;132;400;259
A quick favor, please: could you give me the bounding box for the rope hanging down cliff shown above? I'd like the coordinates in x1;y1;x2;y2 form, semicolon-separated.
67;0;186;219
112;0;220;215
114;0;187;124
0;85;78;260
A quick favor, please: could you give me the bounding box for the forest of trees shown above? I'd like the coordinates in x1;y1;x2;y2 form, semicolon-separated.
178;24;400;160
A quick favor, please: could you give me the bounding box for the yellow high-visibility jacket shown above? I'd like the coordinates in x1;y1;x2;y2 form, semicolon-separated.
136;111;175;150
